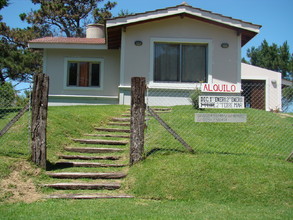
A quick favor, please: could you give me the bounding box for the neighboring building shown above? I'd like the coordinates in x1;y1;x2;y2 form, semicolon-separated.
29;3;262;106
241;63;282;111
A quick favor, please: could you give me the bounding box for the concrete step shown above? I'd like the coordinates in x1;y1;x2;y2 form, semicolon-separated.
64;147;123;153
111;118;131;122
45;193;134;199
55;161;127;168
84;134;130;138
47;172;127;179
95;127;130;133
107;122;130;127
111;118;150;122
72;139;129;145
41;182;121;190
152;108;172;111
59;155;121;160
127;108;171;112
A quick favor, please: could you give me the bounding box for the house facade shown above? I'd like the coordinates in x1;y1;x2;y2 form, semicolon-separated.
29;3;262;106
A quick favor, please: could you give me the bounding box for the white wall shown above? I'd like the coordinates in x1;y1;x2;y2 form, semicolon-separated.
120;16;240;87
44;49;120;104
241;63;282;111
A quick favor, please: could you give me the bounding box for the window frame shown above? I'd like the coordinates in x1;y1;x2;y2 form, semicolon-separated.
64;57;104;91
149;38;213;89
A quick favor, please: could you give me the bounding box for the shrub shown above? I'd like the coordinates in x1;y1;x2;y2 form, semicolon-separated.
0;82;15;107
190;88;202;109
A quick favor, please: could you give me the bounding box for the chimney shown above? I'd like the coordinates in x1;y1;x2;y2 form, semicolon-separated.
86;24;105;38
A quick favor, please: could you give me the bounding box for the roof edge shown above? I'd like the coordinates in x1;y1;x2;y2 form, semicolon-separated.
107;4;261;33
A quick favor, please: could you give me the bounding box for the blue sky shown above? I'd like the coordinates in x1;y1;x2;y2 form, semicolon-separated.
2;0;292;56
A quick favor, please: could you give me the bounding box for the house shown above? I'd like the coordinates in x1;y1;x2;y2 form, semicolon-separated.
241;63;282;111
29;3;262;106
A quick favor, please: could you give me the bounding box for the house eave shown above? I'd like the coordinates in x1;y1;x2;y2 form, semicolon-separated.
106;5;260;48
28;42;108;50
107;5;261;34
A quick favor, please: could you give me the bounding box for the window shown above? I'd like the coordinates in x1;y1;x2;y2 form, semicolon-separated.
154;43;207;83
67;61;100;87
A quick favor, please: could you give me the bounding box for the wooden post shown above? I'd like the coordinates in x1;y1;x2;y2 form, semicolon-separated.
130;77;146;165
31;73;49;169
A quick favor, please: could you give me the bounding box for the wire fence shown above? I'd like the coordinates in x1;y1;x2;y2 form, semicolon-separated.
0;81;32;153
145;82;293;159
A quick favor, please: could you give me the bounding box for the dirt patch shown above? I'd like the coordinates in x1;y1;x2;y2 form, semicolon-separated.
0;160;43;203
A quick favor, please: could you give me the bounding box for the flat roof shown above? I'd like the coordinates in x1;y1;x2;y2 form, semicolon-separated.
29;37;107;50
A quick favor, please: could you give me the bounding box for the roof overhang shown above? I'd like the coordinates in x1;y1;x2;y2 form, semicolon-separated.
107;4;261;49
282;79;293;87
29;37;107;50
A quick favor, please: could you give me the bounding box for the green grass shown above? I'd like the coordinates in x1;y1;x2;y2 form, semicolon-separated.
0;198;291;220
126;153;292;206
46;105;129;162
0;105;292;219
0;156;16;179
145;107;293;158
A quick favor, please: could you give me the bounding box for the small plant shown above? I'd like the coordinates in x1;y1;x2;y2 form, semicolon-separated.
190;88;202;109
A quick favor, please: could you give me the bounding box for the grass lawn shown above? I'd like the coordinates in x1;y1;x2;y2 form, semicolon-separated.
0;105;292;219
145;106;293;158
0;198;291;220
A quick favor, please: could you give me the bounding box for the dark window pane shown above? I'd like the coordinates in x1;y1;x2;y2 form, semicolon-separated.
91;63;100;86
68;62;78;86
154;43;180;82
182;45;206;82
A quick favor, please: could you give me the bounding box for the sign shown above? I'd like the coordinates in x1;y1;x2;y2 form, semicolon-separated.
195;113;247;123
201;83;241;93
199;96;244;109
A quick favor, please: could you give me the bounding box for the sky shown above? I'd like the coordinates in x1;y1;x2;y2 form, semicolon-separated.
2;0;292;56
1;0;292;90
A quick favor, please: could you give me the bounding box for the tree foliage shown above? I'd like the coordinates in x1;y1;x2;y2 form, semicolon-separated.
0;0;8;21
282;86;293;112
0;82;14;107
0;0;42;84
21;0;117;37
0;24;42;84
244;40;293;79
117;9;134;17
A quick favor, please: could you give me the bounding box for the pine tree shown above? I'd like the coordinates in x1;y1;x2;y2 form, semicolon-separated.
0;0;42;84
20;0;117;37
246;39;293;79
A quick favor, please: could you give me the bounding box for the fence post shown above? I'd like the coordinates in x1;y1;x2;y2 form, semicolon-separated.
130;77;146;165
31;73;49;169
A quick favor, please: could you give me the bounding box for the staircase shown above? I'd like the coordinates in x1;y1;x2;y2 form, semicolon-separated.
42;107;172;199
43;110;133;199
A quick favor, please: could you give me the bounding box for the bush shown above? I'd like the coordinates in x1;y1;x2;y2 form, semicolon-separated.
282;86;293;112
0;82;15;107
190;88;202;109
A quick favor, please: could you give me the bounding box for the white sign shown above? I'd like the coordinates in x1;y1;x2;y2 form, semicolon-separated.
201;83;241;93
199;96;245;109
195;113;247;123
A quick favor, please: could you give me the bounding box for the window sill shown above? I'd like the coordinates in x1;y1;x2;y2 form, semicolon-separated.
64;86;103;91
148;82;202;90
